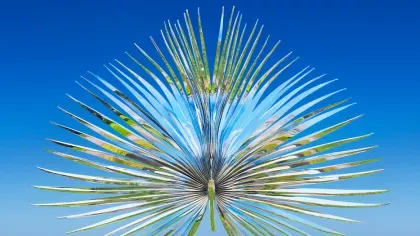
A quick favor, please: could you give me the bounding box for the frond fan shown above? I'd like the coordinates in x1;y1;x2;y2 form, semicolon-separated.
35;6;388;236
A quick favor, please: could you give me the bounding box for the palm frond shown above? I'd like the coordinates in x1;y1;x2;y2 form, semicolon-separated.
36;6;388;235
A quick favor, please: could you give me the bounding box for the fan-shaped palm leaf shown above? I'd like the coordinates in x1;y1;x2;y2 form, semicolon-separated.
35;7;388;235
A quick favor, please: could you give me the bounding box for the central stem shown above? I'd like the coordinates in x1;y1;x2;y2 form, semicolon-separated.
208;179;216;232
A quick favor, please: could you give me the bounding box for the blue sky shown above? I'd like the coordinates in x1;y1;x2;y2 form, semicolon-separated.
1;0;419;235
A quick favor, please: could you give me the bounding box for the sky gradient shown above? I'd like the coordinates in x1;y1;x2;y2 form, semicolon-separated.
1;0;419;235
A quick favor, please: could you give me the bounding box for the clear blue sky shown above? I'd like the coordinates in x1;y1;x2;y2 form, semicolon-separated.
1;0;419;235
